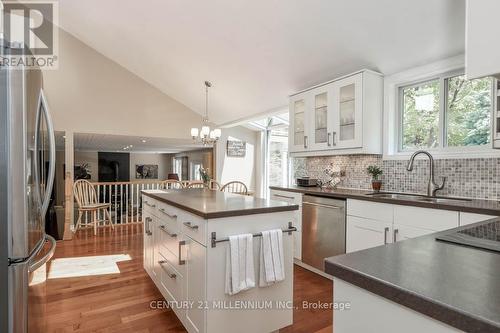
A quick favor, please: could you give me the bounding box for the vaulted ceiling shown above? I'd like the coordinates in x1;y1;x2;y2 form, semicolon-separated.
58;0;465;124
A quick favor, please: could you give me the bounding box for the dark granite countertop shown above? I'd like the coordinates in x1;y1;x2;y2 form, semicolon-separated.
142;189;298;219
270;185;500;216
325;219;500;333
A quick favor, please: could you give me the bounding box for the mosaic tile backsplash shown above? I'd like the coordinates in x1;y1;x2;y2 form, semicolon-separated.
293;155;500;200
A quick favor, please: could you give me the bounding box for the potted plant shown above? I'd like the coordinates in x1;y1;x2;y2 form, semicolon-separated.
366;165;383;192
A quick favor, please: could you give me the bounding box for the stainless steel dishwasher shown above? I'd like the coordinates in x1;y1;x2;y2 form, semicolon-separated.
302;195;346;272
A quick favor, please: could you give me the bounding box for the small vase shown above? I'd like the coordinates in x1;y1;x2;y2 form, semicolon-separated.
371;180;382;192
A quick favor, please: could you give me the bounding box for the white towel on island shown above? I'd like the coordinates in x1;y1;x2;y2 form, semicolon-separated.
259;229;285;287
225;233;256;296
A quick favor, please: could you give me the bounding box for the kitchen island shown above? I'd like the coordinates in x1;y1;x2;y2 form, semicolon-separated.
141;189;299;333
325;218;500;333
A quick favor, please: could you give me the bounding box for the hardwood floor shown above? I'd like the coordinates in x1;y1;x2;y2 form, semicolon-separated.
44;225;332;333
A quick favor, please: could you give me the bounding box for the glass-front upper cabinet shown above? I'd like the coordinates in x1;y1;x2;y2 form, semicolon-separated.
289;93;309;152
332;73;363;149
308;87;334;150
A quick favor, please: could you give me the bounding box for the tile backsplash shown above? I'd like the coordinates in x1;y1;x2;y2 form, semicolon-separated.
293;155;500;200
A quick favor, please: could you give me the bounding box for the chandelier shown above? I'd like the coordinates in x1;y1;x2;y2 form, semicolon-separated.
190;81;221;145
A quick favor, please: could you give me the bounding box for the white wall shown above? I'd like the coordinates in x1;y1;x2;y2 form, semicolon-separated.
42;29;202;139
130;153;173;180
216;126;260;193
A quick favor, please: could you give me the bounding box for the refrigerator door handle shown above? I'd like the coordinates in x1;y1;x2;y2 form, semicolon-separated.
33;89;56;217
29;234;56;272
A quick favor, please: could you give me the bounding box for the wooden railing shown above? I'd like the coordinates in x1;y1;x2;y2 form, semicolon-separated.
75;180;254;228
78;181;164;226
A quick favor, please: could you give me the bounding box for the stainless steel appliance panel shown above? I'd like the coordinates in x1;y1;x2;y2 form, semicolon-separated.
3;39;56;333
302;195;346;271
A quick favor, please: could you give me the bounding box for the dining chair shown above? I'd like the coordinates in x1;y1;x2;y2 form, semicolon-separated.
220;181;248;195
187;181;205;189
73;179;114;235
160;179;184;189
208;180;221;191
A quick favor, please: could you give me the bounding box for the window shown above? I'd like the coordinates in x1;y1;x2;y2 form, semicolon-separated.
246;112;289;198
399;73;492;151
268;127;289;187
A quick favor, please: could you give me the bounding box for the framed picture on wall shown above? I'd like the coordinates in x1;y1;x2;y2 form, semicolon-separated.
135;164;159;179
227;140;246;157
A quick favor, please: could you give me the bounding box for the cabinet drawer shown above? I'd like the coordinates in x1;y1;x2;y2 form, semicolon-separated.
158;253;184;303
393;205;458;231
157;220;181;258
346;216;392;253
459;212;498;226
270;190;302;205
156;202;181;227
143;197;159;216
158;242;186;277
347;199;393;222
180;212;207;246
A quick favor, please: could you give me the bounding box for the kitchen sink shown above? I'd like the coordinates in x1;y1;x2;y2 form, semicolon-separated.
367;192;472;203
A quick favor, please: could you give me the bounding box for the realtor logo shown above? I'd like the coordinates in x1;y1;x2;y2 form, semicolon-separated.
1;1;59;69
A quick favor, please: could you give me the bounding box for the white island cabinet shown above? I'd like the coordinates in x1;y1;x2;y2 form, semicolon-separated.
142;189;298;333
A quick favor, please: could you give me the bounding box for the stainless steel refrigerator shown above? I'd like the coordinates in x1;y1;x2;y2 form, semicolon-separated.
1;40;57;332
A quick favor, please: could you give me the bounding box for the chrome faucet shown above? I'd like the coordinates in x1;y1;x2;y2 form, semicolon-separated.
406;150;446;197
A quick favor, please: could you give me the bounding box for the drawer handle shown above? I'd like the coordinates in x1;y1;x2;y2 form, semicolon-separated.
384;227;389;245
273;194;294;200
183;222;199;230
158;225;177;238
158;260;177;279
327;132;332;147
393;229;399;243
159;208;177;219
178;240;186;265
144;201;156;208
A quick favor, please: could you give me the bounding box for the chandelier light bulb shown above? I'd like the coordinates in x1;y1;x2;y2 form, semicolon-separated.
191;128;199;137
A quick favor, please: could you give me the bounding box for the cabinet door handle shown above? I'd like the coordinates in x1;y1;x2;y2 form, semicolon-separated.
393;229;399;243
158;260;177;279
332;131;337;146
384;227;389;245
158;225;177;237
159;208;177;219
327;132;332;147
183;222;199;230
178;240;186;265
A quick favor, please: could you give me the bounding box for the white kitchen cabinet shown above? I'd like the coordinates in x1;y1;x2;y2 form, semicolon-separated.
289;70;383;155
184;236;206;333
142;193;295;333
289;93;310;152
392;224;434;243
270;189;303;260
346;199;461;252
347;216;392;253
308;86;334;150
465;0;500;79
459;212;498;226
393;206;459;232
332;73;363;149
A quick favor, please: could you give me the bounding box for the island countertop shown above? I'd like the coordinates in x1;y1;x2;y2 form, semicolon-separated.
142;189;299;219
325;218;500;333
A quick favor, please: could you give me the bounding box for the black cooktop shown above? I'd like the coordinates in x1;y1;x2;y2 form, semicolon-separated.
436;220;500;253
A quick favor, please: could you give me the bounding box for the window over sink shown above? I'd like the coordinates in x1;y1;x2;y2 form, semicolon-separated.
399;72;493;152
